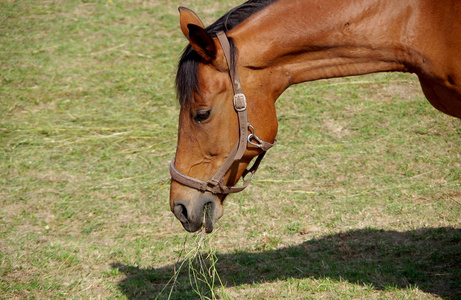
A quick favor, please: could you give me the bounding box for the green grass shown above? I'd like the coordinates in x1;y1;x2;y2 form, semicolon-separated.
1;0;460;299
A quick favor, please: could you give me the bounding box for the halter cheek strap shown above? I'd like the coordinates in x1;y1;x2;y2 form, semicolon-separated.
170;31;276;194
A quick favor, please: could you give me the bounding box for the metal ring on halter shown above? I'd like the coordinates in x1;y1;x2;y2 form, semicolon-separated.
247;125;264;148
242;168;256;181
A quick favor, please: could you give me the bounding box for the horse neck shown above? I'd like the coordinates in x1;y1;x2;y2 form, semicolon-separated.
230;0;426;91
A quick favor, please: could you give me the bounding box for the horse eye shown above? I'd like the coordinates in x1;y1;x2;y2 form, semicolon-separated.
194;110;211;123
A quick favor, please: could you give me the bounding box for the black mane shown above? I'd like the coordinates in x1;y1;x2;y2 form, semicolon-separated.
175;0;278;106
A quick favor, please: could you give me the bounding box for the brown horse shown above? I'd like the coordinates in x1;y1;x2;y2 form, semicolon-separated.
170;0;461;233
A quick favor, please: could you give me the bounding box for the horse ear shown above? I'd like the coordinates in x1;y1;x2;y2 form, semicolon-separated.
179;7;216;62
179;7;205;39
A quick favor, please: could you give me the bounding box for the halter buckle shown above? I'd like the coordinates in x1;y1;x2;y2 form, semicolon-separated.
233;93;247;112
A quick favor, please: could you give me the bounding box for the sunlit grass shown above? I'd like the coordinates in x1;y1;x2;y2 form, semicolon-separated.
1;0;460;299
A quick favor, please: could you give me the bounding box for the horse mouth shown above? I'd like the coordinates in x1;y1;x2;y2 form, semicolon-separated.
173;199;216;233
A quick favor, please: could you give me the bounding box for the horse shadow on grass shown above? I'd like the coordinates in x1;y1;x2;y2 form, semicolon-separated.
112;227;461;299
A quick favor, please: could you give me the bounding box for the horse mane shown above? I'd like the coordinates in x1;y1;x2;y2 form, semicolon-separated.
176;0;279;106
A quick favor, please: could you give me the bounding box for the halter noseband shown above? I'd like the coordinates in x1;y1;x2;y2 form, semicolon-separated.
170;31;276;194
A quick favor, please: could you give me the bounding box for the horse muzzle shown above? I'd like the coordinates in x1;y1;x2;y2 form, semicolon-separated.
172;196;223;233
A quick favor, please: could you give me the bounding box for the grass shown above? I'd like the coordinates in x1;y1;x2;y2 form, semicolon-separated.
1;0;460;299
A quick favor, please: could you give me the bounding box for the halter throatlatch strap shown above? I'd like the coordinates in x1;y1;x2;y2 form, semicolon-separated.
170;31;276;194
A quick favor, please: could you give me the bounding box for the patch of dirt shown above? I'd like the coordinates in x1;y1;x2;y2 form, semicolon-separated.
383;84;421;101
322;118;350;138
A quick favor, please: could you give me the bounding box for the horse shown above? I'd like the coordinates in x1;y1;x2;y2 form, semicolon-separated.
169;0;461;233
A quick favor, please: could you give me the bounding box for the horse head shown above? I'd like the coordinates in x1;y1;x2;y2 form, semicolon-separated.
169;7;279;233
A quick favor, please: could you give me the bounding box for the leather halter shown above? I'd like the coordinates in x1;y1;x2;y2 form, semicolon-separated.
170;31;276;194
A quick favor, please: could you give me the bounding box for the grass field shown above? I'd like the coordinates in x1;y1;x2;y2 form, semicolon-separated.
1;1;460;299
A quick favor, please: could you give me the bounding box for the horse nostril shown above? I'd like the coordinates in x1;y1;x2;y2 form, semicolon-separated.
173;203;188;223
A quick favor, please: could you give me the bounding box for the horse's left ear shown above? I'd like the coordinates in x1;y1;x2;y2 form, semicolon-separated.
179;7;216;62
